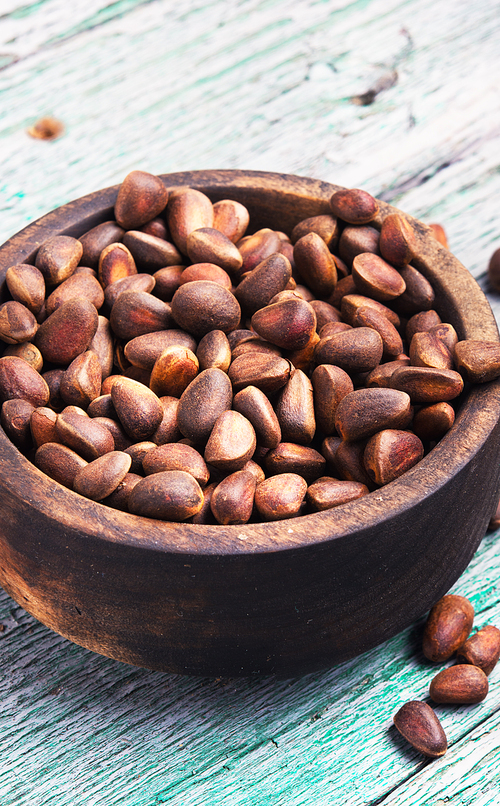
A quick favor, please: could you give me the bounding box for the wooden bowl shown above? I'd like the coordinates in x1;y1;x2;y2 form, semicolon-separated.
1;170;500;677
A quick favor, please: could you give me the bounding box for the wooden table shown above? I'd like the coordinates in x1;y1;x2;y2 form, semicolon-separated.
1;1;500;803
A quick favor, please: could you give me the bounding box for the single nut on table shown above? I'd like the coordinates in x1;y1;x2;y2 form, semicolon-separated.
254;473;308;521
128;470;204;521
454;340;500;383
393;701;447;758
456;625;500;675
429;664;489;704
422;594;474;662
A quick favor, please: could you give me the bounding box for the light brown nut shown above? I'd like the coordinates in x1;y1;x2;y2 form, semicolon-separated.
393;265;435;315
353;306;403;357
293;232;337;297
186;227;243;274
291;215;338;249
335;388;412;442
152;265;184;301
73;451;132;500
171;280;241;337
102;472;143;511
204;410;256;472
254;473;308;520
35;442;88;489
0;355;50;406
60;350;102;408
0;301;38;344
251;298;316;351
212;199;250;243
363;429;424;485
124;329;197;371
235;253;292;314
265;443;326;482
35;235;83;286
429;665;489;704
330;188;378;224
79;221;125;269
309;300;342;332
319;322;352;339
338;225;380;266
167;187;214;255
87;394;116;419
275;369;315;445
314;327;384;374
149;346;199;398
2;342;43;372
412;402;455;442
128;470;204;521
240;459;266;484
454;340;500;383
35;299;99;365
124;441;156;474
177;368;233;442
306;477;368;511
233;385;281;449
210;470;257;525
1;398;35;449
6;264;46;315
110;377;164;441
429;223;449;249
379;214;417;267
406;310;442;343
88;316;114;380
390;365;464;403
285;330;320;372
110;290;173;340
88;417;132;452
352;253;406;302
56;408;115;461
114;171;168;230
179;263;232;291
422;594;475;662
143;443;209;486
122;230;182;271
30;406;59;448
341;294;400;328
45;272;105;316
98;242;137;288
393;701;447;758
104;273;156;308
311;364;354;436
409;330;454;370
189;482;218;524
365;359;411;389
196;330;231;372
42;368;65;411
238;229;281;275
456;625;500;675
229;353;291;394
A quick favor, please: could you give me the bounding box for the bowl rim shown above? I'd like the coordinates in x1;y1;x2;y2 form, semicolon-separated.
1;168;500;557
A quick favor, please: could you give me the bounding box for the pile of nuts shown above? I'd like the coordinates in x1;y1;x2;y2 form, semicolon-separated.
394;594;500;758
1;170;500;525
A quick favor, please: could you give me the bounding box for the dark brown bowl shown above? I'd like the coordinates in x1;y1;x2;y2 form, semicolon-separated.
1;170;500;677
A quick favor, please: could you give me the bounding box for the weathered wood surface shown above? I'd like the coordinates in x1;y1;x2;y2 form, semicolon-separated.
1;0;500;803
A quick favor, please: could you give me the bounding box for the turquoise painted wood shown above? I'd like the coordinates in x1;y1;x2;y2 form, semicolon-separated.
1;0;500;803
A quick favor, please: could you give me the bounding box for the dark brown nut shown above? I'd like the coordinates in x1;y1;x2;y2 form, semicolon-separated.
98;243;137;288
141;217;168;238
293;232;337;297
314;328;384;374
265;443;326;482
335;388;412;442
364;429;424;485
286;331;320;372
110;290;173;340
412;401;455;441
379;214;417;267
306;477;368;511
196;330;231;372
3;341;44;373
87;394;116;419
0;355;50;406
227;329;256;350
235;254;292;315
275;369;315;445
35;299;99;365
149;346;199;398
406;310;442;343
365;359;411;389
409;330;454;370
56;408;115;461
124;329;197;371
171;280;241;337
152;265;184;301
422;594;475;662
87;416;132;451
321;435;342;472
212;199;250;243
190;482;217;524
233;386;281;449
30;406;59;447
128;470;204;521
352;253;406;302
232;338;282;359
179;263;232;291
114;170;168;229
251;298;316;351
334;440;374;487
110;377;164;441
45;272;105;316
210;470;257;525
204;410;256;471
88;316;114;380
6;264;46;314
35;442;88;489
42;368;65;411
353;306;403;357
186;227;243;274
309;300;342;332
177;368;233;442
74;266;99;278
60;350;102;408
73;451;132;500
329;188;378;224
79;221;125;269
319;322;352;338
430;323;458;354
143;443;209;486
429;223;449;249
341;294;400;328
487;247;500;292
254;473;307;520
454;340;500;383
104;273;156;308
291;215;339;249
167;187;214;254
124;441;156;474
102;472;143;511
1;398;35;449
311;365;354;435
238;229;281;275
241;459;266;484
292;284;314;301
0;301;38;344
392;265;435;315
393;701;447;758
390;365;464;403
122;230;182;271
429;665;488;705
338;225;380;266
456;625;500;675
228;353;292;394
35;235;83;286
